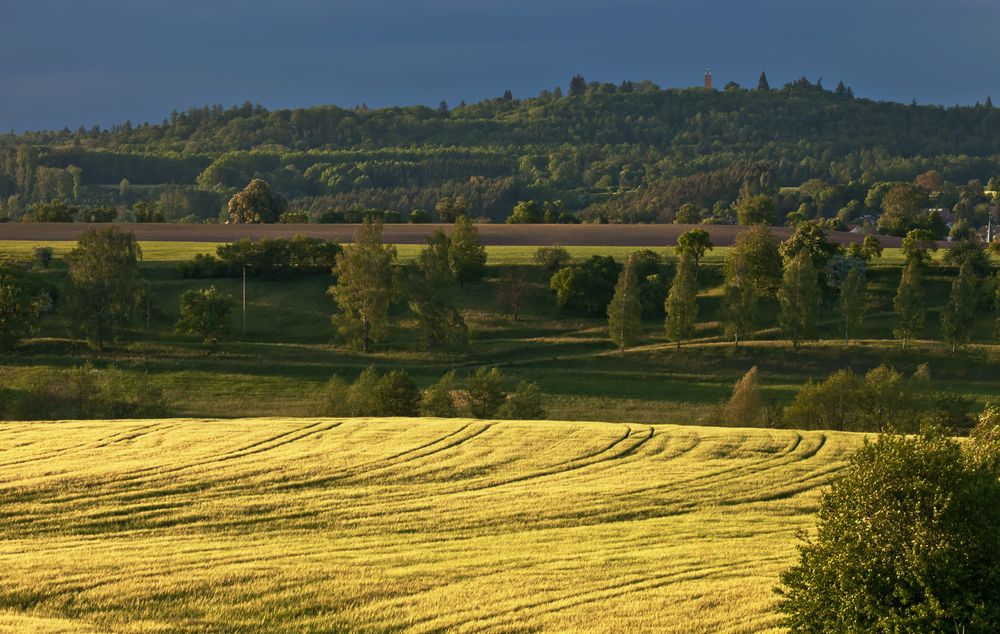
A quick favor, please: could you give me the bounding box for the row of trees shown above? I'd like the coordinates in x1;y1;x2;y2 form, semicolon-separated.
603;221;999;353
320;366;544;420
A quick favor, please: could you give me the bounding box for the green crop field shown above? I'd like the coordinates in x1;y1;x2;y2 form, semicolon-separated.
0;418;862;633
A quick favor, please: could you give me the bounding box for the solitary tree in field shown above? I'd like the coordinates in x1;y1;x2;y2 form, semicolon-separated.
607;255;643;351
839;268;866;344
175;286;234;350
664;253;698;348
893;260;925;349
778;250;821;348
940;262;978;353
64;228;143;351
777;429;1000;632
676;228;713;272
329;220;397;352
448;215;487;287
227;179;287;224
0;265;44;351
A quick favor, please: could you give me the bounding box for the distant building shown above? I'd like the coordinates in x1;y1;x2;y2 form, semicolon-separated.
704;69;713;90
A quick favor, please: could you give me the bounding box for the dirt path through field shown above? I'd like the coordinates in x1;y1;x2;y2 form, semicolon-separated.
0;222;901;246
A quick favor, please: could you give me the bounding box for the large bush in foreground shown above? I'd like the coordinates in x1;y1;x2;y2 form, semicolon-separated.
777;426;1000;632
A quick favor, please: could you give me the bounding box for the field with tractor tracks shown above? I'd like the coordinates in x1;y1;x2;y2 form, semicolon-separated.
0;418;862;633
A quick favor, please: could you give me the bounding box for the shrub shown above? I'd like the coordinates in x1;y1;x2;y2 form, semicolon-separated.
345;366;383;416
533;246;571;272
32;246;54;269
420;371;458;417
374;370;419;417
777;428;1000;632
467;367;505;418
498;381;545;419
319;376;351;416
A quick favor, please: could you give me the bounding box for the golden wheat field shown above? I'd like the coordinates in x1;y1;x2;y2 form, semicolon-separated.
0;418;865;633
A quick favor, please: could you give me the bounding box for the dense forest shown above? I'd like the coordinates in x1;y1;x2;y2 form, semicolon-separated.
2;75;999;228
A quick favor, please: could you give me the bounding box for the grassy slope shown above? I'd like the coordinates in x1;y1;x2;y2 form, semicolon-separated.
1;243;997;424
0;418;862;633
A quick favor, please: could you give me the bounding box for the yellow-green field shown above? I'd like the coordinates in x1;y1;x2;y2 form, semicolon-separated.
0;418;863;633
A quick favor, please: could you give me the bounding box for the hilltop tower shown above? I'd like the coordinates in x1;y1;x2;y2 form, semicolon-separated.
704;69;713;89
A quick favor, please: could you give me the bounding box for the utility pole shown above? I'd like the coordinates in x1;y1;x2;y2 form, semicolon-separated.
242;266;247;336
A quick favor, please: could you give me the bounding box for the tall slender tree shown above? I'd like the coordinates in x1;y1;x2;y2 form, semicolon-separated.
448;215;487;287
839;268;867;344
757;71;770;91
329;220;397;352
940;262;978;353
409;230;468;351
607;255;642;351
665;253;698;348
893;259;925;350
719;251;758;347
779;250;821;348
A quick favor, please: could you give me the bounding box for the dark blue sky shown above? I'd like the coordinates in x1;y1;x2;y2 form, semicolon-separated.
2;0;998;132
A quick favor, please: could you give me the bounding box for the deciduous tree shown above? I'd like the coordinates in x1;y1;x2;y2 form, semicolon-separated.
893;259;925;349
64;228;143;351
940;262;978;352
329;220;397;352
227;179;287;223
664;253;698;348
174;286;234;350
448;216;487;287
778;250;821;348
607;255;643;351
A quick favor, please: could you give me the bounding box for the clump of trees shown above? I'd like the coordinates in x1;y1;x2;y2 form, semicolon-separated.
0;264;47;351
178;237;342;279
782;364;976;432
318;366;545;420
0;364;167;420
777;423;1000;632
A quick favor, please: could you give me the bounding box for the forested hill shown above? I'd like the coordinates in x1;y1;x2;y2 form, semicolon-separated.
3;77;1000;224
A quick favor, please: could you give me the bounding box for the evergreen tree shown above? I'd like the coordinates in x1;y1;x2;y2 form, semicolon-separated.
778;250;821;348
893;259;925;349
569;74;587;97
329;220;397;352
940;262;978;353
448;215;487;287
437;100;449;116
839;268;866;344
757;71;770;91
664;253;698;348
723;366;764;426
607;255;643;351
